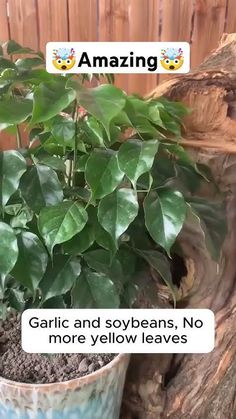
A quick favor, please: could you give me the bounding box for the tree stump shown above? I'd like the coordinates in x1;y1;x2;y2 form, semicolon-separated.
122;33;236;419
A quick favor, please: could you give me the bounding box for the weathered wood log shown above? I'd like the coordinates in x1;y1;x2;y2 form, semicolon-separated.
121;34;236;419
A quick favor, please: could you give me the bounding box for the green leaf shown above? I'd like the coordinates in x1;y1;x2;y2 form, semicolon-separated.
20;165;63;213
36;154;66;172
86;270;120;307
5;40;35;55
0;57;16;71
159;109;181;136
15;57;44;72
117;247;137;281
186;199;227;261
85;149;124;199
8;289;25;311
81;117;105;147
136;249;176;306
63;223;95;255
42;296;66;308
157;97;190;120
11;232;48;293
83;249;123;287
75;154;89;172
144;188;186;254
0;222;18;279
71;272;94;308
38;201;88;254
98;188;139;246
31;79;76;124
0;151;26;207
72;270;120;308
40;255;81;301
0;98;32;124
151;154;176;187
118;139;159;187
10;206;33;229
93;211;115;251
76;84;126;139
123;283;139;307
52;117;75;143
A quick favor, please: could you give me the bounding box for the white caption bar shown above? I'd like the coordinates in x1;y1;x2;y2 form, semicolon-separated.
22;309;214;354
46;42;190;74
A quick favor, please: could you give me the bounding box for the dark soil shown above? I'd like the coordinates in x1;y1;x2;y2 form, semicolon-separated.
0;313;115;384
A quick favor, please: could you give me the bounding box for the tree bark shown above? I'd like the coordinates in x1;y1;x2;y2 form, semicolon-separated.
121;34;236;419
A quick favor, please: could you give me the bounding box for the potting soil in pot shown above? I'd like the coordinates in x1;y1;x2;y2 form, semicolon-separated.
0;313;115;384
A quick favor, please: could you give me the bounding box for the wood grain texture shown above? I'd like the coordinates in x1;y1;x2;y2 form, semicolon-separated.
8;0;39;50
0;0;9;43
128;0;159;95
37;0;68;53
68;0;97;41
224;0;236;33
99;0;129;90
191;0;228;69
159;0;194;83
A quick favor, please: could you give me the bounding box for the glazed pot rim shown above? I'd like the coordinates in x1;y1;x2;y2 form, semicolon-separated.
0;353;129;389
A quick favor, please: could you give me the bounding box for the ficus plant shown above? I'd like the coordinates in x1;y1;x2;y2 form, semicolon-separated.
0;41;226;318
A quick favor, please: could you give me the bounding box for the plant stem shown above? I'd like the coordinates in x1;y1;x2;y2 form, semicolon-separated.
16;125;22;149
67;159;73;187
72;100;78;188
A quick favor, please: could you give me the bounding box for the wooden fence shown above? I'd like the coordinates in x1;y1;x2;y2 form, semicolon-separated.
1;0;236;148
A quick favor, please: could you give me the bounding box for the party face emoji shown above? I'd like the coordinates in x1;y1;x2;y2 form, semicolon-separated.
52;48;76;71
160;48;184;71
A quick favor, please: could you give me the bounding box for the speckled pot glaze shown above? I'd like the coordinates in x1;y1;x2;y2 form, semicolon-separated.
0;353;130;419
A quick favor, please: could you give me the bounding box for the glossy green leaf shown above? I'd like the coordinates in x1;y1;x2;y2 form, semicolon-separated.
76;84;126;139
144;188;186;254
151;154;176;187
86;271;120;307
85;149;124;199
10;206;33;229
0;151;26;207
75;154;89;172
186;199;227;261
92;211;115;251
38;201;88;254
0;222;18;279
31;79;76;124
72;270;120;308
0;98;32;124
63;223;95;255
136;249;176;306
81;117;105;147
40;255;81;301
15;57;44;71
11;232;48;292
37;155;66;172
52;118;75;143
98;188;139;246
83;249;123;287
118;139;159;187
20;165;63;213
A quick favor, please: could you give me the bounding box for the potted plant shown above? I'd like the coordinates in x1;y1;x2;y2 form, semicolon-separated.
0;41;226;418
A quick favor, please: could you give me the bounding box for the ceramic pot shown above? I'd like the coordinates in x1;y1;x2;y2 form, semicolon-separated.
0;353;130;419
